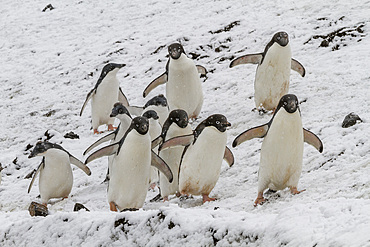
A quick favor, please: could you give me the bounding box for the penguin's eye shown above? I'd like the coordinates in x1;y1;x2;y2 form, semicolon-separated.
284;102;287;105
176;118;179;122
277;36;281;40
118;109;123;114
216;121;220;125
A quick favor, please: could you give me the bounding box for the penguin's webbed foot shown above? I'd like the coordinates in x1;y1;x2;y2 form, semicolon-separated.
289;187;305;195
202;194;216;204
107;124;117;131
93;129;102;135
254;192;266;206
109;201;118;212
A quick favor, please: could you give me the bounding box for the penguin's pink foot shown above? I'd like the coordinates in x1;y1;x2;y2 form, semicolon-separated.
93;129;102;134
254;192;266;206
290;187;305;195
62;196;68;200
202;194;216;204
149;183;156;190
109;201;118;212
163;196;169;202
108;124;117;131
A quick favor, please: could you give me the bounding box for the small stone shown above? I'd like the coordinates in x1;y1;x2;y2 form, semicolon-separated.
29;201;48;217
64;131;80;139
342;113;362;128
73;203;90;212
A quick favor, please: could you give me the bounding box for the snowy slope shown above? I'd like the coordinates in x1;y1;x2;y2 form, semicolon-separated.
0;0;369;246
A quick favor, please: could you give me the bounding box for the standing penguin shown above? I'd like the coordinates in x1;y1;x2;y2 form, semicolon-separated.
143;43;207;119
159;114;234;203
153;109;193;201
80;63;129;134
232;94;323;205
127;94;169;127
229;32;306;111
142;110;162;189
83;102;132;181
28;141;91;206
85;117;173;211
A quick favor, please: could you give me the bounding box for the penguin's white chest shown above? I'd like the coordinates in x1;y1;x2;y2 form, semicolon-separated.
159;124;193;197
260;110;303;190
39;149;73;204
166;54;203;117
108;131;151;210
254;44;292;110
91;74;120;127
179;127;227;196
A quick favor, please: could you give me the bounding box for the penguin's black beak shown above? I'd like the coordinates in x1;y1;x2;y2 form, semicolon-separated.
28;152;37;159
277;33;289;47
285;100;298;113
117;64;126;68
153;115;159;120
110;109;118;117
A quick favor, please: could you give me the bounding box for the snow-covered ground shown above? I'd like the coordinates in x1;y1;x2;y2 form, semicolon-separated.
1;0;369;245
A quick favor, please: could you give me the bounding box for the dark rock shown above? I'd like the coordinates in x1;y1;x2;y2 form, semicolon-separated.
43;110;56;117
73;203;90;212
210;21;240;34
29;201;48;217
42;4;54;12
64;131;79;139
342;113;362;128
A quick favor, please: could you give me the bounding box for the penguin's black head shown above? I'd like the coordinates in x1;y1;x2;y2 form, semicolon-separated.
28;141;54;158
168;109;189;128
110;102;131;118
100;63;126;79
203;114;231;133
278;94;299;114
142;110;159;120
168;43;185;60
144;94;168;108
273;32;289;47
132;116;149;135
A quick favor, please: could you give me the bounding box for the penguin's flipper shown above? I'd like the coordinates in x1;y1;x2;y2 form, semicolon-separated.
196;65;207;76
151;150;173;183
232;124;269;147
291;58;306;77
159;134;194;152
118;87;129;106
28;158;44;193
143;72;167;97
229;53;263;68
303;128;323;153
151;136;163;149
224;146;235;167
69;155;92;175
80;89;95;116
83;131;116;155
85;143;119;164
126;106;144;117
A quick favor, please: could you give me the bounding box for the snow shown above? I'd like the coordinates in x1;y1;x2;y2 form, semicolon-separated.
0;0;369;245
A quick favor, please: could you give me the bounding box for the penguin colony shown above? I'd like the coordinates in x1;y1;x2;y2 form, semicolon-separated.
23;31;323;212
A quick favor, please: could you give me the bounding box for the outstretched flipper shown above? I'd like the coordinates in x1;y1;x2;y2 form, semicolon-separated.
291;58;306;77
80;88;95;116
28;158;44;193
118;87;129;106
229;53;263;68
143;72;167;97
158;134;195;152
151;136;163;149
85;143;119;165
224;146;234;167
83;131;116;155
303;128;323;153
151;150;173;183
196;65;207;77
69;155;91;175
232;124;269;147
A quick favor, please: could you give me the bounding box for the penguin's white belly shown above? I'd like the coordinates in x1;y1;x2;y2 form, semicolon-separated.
159;124;192;197
254;45;292;110
259;111;303;191
167;56;203;117
148;118;162;184
91;77;119;128
108;132;151;210
39;150;73;204
179;127;227;196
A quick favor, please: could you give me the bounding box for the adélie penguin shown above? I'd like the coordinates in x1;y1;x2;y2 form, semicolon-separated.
80;63;129;134
28;141;91;207
229;32;306;111
159;114;234;204
143;43;207;119
84;117;173;211
232;94;323;206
